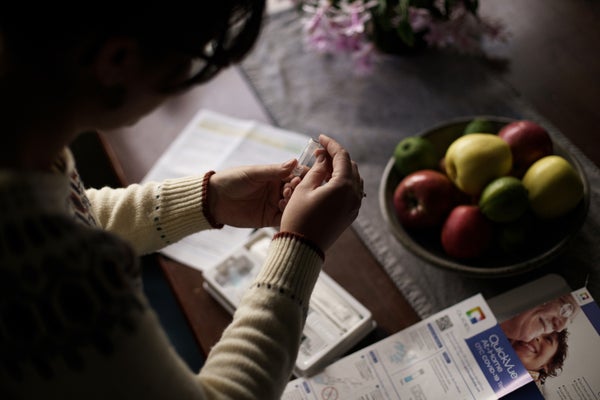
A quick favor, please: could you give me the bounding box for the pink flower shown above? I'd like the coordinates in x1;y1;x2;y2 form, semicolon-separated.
301;0;379;73
406;2;507;54
408;7;432;32
297;0;507;73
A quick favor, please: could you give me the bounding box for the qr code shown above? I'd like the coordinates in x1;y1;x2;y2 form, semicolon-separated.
436;315;453;331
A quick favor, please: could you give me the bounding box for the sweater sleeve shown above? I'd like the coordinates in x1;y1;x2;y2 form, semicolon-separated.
2;219;322;400
86;175;213;255
198;233;323;399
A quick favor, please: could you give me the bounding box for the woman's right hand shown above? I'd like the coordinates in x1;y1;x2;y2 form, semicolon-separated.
279;135;363;252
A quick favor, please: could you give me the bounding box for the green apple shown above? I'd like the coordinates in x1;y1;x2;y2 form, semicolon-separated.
444;134;512;196
522;155;584;219
393;136;438;176
463;117;496;135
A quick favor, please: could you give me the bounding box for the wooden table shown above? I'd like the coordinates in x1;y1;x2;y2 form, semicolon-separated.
100;0;599;356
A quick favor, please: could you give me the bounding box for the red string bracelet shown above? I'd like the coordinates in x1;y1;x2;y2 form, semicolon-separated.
201;171;224;229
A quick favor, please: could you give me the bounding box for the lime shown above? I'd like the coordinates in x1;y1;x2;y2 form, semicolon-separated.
463;118;496;135
479;176;529;223
393;136;438;176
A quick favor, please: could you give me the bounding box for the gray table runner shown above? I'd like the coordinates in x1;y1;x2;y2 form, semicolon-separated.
240;10;600;318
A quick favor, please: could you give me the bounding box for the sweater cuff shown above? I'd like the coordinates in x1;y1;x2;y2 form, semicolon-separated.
253;233;323;309
153;175;213;244
273;231;325;260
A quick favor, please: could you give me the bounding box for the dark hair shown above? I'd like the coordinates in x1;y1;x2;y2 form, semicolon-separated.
538;329;569;384
1;1;266;88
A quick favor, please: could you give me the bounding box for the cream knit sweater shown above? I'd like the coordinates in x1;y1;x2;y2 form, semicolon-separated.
0;149;323;399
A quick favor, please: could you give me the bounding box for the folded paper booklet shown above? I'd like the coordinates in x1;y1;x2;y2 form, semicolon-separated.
282;274;600;399
202;228;375;377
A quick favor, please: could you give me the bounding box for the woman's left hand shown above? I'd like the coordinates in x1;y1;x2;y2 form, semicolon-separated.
207;159;297;228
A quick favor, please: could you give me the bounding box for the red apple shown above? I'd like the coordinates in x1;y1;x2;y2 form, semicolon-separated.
441;205;493;259
393;170;457;230
498;120;553;177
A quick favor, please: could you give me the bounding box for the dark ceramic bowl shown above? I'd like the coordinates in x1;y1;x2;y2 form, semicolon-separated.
379;116;590;277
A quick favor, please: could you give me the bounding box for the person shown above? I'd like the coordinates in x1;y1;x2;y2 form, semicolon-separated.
0;3;364;399
500;293;580;343
509;330;569;385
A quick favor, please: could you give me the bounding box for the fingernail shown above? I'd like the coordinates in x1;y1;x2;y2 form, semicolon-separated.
317;154;326;163
282;159;295;168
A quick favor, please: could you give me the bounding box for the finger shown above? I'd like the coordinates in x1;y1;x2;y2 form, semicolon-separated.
346;159;364;200
278;198;288;212
319;134;353;181
245;160;299;183
280;159;298;179
289;176;301;188
300;151;329;189
282;176;301;197
293;164;310;178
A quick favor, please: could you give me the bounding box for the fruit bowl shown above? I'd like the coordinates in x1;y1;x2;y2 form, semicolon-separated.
379;116;590;277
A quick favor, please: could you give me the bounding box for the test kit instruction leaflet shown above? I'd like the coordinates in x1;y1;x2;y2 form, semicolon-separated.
283;287;600;399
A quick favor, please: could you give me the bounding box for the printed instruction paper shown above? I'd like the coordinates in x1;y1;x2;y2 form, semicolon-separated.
283;294;534;399
283;283;600;399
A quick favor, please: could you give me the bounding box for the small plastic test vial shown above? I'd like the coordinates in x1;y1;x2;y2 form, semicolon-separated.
293;138;323;177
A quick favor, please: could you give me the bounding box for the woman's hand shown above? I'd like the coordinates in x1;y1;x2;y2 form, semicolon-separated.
280;135;364;252
208;159;298;228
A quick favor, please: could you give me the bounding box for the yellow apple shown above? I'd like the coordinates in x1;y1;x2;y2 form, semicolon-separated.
444;134;512;196
522;155;584;219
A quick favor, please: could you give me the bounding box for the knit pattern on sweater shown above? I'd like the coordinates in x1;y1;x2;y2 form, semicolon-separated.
0;151;146;382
